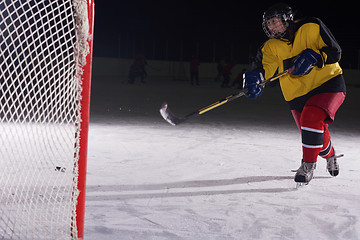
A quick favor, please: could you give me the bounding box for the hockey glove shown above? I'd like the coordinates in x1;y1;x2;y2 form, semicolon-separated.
289;48;321;76
243;71;264;99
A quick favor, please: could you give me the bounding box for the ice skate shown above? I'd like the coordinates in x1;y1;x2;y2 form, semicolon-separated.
326;153;343;177
294;161;316;185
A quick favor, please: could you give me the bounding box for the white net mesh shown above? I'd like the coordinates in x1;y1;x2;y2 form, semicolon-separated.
0;0;90;239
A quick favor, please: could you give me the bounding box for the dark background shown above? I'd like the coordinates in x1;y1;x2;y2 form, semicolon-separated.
93;0;359;68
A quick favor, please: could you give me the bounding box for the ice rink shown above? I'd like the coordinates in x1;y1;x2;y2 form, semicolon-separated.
84;76;360;239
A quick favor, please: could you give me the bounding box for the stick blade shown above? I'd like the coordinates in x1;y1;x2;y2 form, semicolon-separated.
160;102;183;125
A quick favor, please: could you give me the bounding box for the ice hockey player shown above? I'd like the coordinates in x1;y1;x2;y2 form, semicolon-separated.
243;3;346;184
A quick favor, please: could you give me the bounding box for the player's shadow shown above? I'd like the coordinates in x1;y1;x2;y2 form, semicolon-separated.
86;175;331;201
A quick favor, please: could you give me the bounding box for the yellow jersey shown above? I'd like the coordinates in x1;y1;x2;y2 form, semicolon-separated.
252;18;345;103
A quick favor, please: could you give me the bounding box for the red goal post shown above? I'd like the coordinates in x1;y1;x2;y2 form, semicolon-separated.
0;0;95;239
77;0;95;238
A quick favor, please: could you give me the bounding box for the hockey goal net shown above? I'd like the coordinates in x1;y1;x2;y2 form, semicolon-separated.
0;0;94;239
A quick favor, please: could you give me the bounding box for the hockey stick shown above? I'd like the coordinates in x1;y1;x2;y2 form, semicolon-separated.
160;70;288;125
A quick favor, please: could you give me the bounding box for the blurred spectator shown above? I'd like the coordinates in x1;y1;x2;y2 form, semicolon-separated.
215;59;225;82
220;62;234;88
128;53;147;84
190;55;200;85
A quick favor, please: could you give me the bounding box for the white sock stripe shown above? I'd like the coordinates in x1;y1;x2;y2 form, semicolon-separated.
301;126;324;134
302;143;323;149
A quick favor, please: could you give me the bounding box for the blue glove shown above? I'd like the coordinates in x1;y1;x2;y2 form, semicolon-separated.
289;48;321;76
243;71;264;99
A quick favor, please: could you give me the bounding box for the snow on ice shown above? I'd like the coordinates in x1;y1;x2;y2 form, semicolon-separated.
84;76;360;239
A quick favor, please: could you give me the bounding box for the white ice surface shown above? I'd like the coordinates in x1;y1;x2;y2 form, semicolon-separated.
84;77;360;240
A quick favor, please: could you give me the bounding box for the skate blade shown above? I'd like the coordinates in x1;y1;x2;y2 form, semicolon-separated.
296;182;309;189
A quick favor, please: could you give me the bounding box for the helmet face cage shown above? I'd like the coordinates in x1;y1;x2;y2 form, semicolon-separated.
262;5;294;39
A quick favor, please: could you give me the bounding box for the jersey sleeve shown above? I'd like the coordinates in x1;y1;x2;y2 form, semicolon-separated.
315;18;342;67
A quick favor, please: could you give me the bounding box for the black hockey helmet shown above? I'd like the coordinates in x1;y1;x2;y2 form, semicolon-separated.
262;3;294;39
